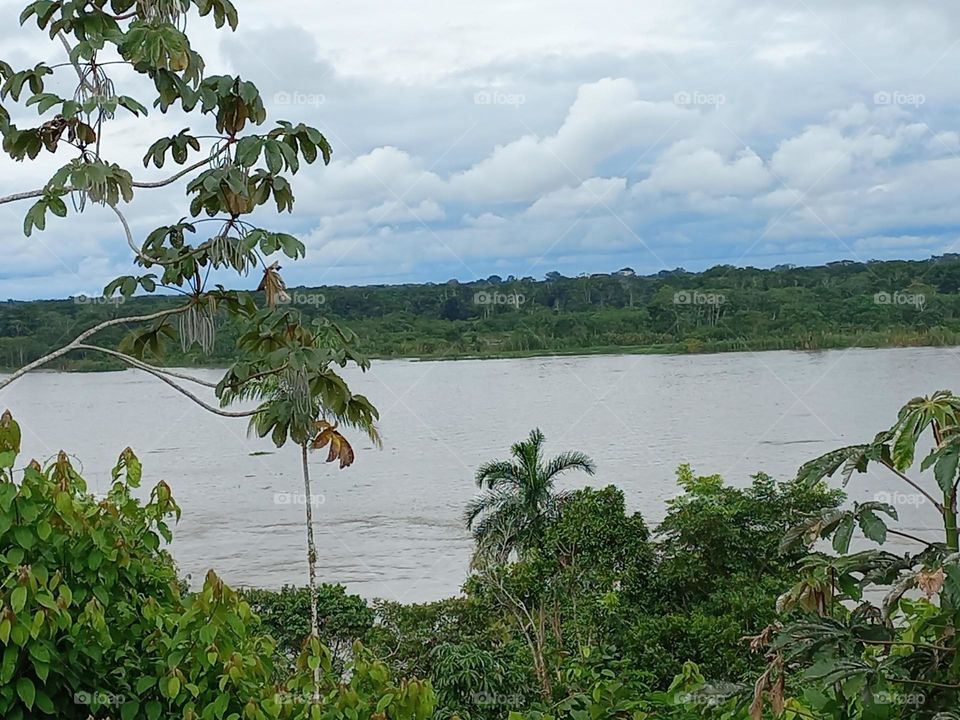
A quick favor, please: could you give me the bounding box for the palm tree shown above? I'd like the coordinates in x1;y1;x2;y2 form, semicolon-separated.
222;367;379;700
464;428;595;565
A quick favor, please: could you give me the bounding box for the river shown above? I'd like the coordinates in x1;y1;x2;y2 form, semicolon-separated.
1;346;955;602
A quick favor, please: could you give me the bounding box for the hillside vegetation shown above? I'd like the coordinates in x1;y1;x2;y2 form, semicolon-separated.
3;256;960;369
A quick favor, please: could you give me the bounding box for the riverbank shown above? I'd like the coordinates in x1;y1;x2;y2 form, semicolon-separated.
8;327;957;373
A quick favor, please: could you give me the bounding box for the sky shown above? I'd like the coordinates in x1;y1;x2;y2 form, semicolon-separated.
2;0;960;299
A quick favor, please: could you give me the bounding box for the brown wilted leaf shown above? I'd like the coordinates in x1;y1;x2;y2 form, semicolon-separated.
743;624;779;654
311;420;355;469
257;261;290;306
771;671;785;715
750;653;785;720
917;567;945;598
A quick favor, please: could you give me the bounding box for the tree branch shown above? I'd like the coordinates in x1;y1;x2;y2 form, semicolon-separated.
74;344;255;417
132;147;228;189
73;344;217;388
0;306;188;391
109;202;169;266
0;189;45;206
887;528;938;549
0;146;229;208
881;461;944;513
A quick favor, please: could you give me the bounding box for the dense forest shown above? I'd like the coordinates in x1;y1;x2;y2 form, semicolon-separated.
3;255;960;370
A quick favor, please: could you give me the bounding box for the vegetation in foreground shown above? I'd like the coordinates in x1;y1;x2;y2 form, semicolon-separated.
3;390;960;719
1;1;959;719
4;255;960;370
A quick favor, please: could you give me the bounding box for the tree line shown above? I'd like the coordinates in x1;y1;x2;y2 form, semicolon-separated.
3;255;960;369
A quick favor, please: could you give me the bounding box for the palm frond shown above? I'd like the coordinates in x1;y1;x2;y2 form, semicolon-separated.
542;451;596;481
475;460;521;489
463;489;513;529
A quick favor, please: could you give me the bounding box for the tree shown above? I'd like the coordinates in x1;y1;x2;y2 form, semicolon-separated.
749;390;960;719
0;411;435;720
463;428;595;565
0;0;375;471
220;360;379;699
0;0;382;706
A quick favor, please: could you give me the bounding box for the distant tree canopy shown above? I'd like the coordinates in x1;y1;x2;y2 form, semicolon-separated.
3;255;960;368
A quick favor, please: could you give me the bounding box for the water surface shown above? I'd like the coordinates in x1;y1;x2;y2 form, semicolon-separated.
2;346;956;602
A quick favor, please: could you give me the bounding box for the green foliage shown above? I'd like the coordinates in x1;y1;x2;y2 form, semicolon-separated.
0;0;379;461
657;465;845;604
241;584;374;673
464;428;595;564
0;413;432;720
759;391;960;719
7;257;960;368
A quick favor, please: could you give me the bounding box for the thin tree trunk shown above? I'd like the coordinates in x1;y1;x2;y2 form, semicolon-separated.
300;441;321;701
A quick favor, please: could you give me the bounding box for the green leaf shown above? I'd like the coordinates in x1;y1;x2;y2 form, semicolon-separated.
832;516;855;554
35;688;54;714
376;694;394;712
933;442;960;495
11;586;27;614
857;509;887;544
135;676;155;695
16;677;35;709
234;136;262;166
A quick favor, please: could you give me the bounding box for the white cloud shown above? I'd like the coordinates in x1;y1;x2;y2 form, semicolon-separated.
638;146;772;197
2;0;960;294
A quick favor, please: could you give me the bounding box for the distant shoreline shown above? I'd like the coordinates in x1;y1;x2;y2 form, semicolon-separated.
3;334;957;375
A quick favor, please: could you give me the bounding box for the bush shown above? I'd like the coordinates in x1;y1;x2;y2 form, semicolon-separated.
0;413;434;720
241;584;374;673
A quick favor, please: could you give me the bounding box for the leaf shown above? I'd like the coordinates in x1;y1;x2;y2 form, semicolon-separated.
376;693;394;712
923;441;960;496
11;586;27;614
135;676;155;695
256;262;289;306
234;136;262;166
916;567;945;597
832;516;855;554
17;676;35;709
857;509;887;544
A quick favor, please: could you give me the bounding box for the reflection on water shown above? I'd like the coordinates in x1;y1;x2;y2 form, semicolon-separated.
1;346;955;602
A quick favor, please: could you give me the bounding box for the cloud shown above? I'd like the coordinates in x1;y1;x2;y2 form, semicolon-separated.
637;145;772;197
2;0;960;296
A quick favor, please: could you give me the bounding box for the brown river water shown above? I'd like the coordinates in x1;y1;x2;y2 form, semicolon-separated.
1;346;956;602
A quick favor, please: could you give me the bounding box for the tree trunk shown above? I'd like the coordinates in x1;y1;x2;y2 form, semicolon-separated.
945;491;958;552
300;441;321;701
